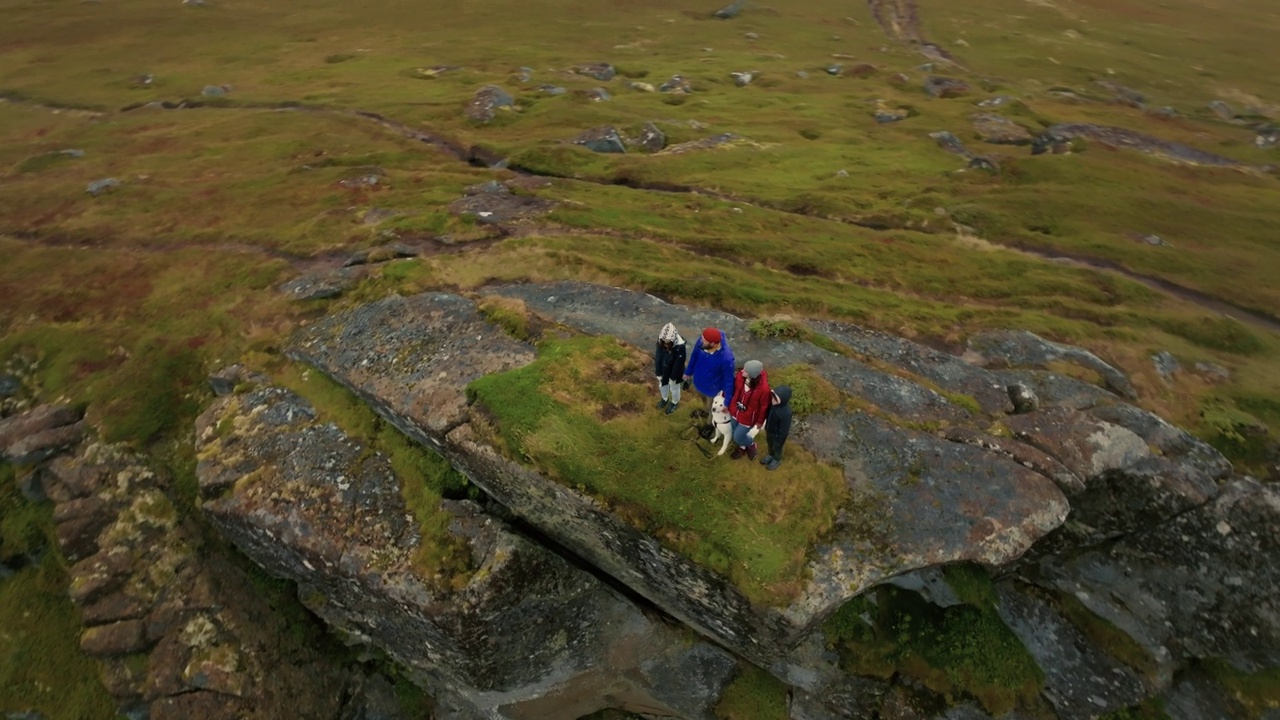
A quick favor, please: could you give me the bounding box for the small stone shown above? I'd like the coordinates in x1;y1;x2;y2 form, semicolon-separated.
629;81;655;92
1153;106;1179;118
513;67;533;83
200;84;229;97
465;85;515;124
825;63;843;76
539;84;567;95
836;169;849;177
585;87;612;102
658;74;692;94
976;95;1013;108
1008;383;1040;414
744;32;758;40
636;121;666;153
1152;351;1181;383
59;149;86;158
872;100;909;124
730;71;754;87
1194;362;1231;383
572;126;627;154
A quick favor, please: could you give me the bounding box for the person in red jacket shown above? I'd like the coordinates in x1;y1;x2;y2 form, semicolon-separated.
728;360;770;460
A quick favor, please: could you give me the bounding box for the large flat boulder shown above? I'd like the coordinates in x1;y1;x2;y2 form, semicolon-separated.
289;285;1071;664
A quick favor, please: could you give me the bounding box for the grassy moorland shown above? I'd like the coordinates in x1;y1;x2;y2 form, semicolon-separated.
2;0;1279;714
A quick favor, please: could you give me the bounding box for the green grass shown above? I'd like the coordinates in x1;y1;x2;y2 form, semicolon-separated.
714;664;788;720
467;335;848;605
1202;660;1280;718
824;581;1044;716
0;465;121;719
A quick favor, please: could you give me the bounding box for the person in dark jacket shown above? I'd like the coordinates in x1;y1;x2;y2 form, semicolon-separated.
760;386;793;471
728;360;770;460
683;327;736;407
654;323;687;415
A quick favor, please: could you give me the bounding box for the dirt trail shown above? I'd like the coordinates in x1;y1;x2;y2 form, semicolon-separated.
865;0;955;62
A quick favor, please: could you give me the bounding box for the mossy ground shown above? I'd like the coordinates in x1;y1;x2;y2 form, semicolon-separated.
0;464;122;720
2;0;1279;710
467;335;847;605
714;663;789;720
824;565;1045;716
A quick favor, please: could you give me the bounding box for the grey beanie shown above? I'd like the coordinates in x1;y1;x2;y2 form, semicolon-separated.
744;360;764;379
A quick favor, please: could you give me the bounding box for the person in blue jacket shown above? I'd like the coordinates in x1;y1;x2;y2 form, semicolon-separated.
682;327;736;406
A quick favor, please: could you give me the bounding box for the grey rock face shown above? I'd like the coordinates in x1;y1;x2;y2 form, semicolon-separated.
465;85;514;124
279;270;359;301
196;379;735;719
1160;669;1251;720
1041;479;1280;673
966;329;1137;400
994;583;1147;719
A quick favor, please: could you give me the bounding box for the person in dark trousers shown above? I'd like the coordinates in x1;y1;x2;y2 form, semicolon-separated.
682;327;736;408
728;360;770;460
654;323;687;415
760;386;793;471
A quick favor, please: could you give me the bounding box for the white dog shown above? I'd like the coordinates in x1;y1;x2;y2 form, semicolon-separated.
709;393;734;456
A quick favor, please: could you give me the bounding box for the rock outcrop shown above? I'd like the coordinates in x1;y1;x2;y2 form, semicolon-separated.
285;285;1070;666
195;376;736;719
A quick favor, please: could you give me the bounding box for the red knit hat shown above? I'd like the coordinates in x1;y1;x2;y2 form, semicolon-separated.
701;328;721;344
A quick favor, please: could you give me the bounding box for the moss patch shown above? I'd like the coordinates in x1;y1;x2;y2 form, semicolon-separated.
824;580;1044;716
714;664;788;720
467;335;847;605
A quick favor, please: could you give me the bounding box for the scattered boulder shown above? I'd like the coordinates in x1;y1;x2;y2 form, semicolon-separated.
87;178;121;196
206;364;267;397
200;85;229;97
658;74;692;94
278;270;359;301
970;113;1033;144
1008;382;1040;414
1194;362;1231;383
657;133;750;155
583;87;612;102
923;76;969;98
574;62;616;82
824;63;843;76
539;84;567;95
712;1;745;19
730;71;755;87
464;85;514;124
929;130;973;158
344;243;418;267
1208;100;1235;121
628;81;655;92
873;99;909;123
447;181;555;223
337;173;382;189
0;374;20;399
636;121;666;153
976;95;1013;108
1257;125;1279;149
572;126;627;154
512;66;533;83
1153;105;1179;118
1095;80;1145;108
1152;350;1181;384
